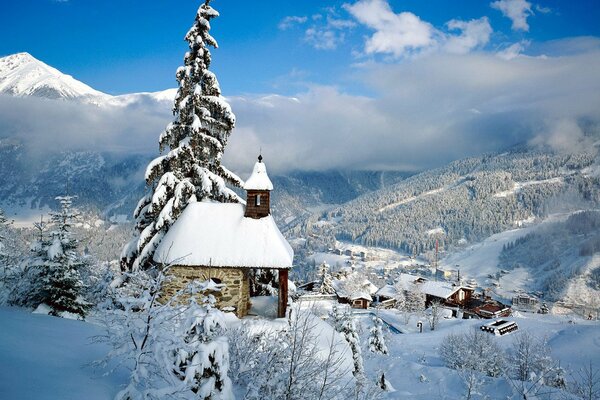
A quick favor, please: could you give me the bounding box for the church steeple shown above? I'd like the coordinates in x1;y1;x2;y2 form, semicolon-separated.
244;155;273;219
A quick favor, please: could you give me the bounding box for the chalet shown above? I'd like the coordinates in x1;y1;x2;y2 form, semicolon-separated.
332;273;377;309
374;273;474;309
374;285;398;308
153;155;293;318
419;281;474;307
349;294;372;309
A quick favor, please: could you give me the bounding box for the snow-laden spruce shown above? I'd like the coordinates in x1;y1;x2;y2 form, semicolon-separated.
330;304;364;379
318;262;335;295
20;196;89;318
368;315;388;355
122;0;243;271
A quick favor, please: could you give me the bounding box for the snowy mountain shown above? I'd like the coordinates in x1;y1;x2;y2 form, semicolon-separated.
0;53;107;101
0;137;407;227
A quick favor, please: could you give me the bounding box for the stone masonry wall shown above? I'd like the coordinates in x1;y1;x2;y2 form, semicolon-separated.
162;266;251;317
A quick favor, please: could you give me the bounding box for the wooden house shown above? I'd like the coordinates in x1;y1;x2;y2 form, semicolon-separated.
153;155;293;318
350;294;372;309
419;281;474;307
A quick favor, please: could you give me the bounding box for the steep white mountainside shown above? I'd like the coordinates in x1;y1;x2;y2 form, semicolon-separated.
0;52;107;101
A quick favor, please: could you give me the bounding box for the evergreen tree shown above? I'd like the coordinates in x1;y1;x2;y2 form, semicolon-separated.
44;196;89;317
318;262;335;294
21;197;88;317
173;281;233;399
332;305;364;379
123;0;243;271
368;315;388;355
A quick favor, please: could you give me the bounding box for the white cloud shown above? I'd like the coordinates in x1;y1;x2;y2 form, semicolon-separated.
497;40;530;60
529;118;589;153
444;17;493;54
3;41;599;175
535;4;552;14
491;0;533;31
304;15;356;51
344;0;492;58
221;44;600;173
278;16;308;31
344;0;437;57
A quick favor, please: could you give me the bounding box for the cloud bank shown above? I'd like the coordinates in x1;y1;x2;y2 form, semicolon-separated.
1;40;599;177
223;42;600;173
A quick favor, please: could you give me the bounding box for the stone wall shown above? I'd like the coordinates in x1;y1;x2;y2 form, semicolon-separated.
162;266;251;317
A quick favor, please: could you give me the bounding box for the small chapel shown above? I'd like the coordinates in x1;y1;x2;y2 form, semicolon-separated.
153;155;293;318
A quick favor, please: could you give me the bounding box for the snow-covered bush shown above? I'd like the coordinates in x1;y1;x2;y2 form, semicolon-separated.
368;315;388;355
96;270;233;400
507;332;565;390
425;299;443;331
440;329;505;378
172;282;233;399
228;305;350;400
568;360;600;400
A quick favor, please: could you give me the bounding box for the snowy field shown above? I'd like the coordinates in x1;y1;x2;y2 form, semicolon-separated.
0;307;129;400
2;303;598;400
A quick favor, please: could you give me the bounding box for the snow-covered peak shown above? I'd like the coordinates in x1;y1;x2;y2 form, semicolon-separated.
0;52;108;101
243;156;274;191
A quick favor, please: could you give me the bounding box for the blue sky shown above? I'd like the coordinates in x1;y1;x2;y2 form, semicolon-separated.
2;0;599;95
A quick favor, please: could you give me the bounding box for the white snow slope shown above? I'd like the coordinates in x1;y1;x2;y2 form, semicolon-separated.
1;305;599;399
0;307;129;400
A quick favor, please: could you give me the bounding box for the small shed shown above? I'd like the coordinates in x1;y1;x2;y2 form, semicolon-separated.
350;294;372;309
154;156;293;318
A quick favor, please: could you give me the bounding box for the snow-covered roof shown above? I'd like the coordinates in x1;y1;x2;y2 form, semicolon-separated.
375;284;397;298
153;202;293;269
419;281;462;299
332;273;375;302
394;273;427;291
351;293;373;302
243;158;273;191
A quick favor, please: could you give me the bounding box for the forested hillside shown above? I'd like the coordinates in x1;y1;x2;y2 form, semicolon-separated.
291;143;600;256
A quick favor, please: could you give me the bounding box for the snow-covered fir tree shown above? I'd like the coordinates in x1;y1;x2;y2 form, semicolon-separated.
331;305;364;378
318;262;335;294
368;315;388;355
173;281;233;399
44;195;89;317
122;0;243;271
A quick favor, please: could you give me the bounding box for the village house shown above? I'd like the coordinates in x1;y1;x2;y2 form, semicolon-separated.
332;274;378;309
374;273;475;310
153;155;293;318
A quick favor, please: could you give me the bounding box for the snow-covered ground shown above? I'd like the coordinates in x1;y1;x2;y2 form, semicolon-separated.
1;303;599;399
0;307;129;400
439;212;580;302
